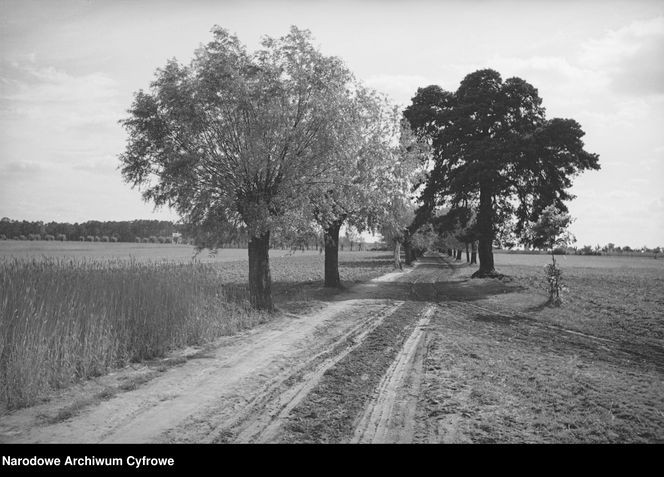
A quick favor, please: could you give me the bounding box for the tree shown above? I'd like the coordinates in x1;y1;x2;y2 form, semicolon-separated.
378;123;429;270
345;226;360;251
310;88;405;287
381;198;415;270
404;69;600;278
526;204;575;305
432;206;478;262
119;26;357;310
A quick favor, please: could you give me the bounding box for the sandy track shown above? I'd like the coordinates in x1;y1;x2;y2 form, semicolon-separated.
351;303;436;443
208;299;403;443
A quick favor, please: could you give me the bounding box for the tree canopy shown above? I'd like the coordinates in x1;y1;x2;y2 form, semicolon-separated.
119;26;360;309
404;69;600;277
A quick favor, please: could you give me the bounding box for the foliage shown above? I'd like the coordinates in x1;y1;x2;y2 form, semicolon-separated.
119;26;354;239
119;26;365;308
378;123;429;245
404;69;600;276
526;205;575;305
525;205;575;252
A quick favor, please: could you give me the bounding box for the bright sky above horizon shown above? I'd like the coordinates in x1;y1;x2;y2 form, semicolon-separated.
1;0;662;248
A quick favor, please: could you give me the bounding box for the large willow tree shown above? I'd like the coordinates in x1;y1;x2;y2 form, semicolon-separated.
119;27;358;310
404;69;600;277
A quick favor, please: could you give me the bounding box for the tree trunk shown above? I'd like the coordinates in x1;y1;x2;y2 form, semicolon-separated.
394;240;403;270
473;182;498;278
456;249;462;260
465;243;470;262
324;220;343;288
248;232;273;311
404;235;413;266
471;240;477;264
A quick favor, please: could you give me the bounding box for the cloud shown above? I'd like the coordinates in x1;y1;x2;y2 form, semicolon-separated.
492;55;610;96
72;155;119;175
0;160;45;176
577;97;650;129
0;60;122;129
579;16;664;96
607;189;639;199
483;15;664;120
363;74;433;106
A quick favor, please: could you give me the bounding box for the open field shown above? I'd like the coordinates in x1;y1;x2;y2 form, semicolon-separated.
1;249;662;443
0;240;319;263
491;252;664;345
411;255;664;443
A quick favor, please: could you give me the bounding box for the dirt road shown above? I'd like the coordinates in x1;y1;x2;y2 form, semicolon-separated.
0;256;447;443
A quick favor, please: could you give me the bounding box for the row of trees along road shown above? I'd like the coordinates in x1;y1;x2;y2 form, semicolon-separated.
404;69;600;277
119;27;426;310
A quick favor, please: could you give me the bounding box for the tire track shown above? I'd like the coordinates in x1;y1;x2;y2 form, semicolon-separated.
207;300;404;443
351;303;436;443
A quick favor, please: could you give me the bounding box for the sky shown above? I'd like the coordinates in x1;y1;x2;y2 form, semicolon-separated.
1;0;662;248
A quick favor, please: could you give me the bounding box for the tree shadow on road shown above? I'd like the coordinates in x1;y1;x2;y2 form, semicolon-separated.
330;256;527;304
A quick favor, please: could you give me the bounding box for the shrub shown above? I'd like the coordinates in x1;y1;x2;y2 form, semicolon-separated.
79;236;85;242
142;237;150;244
19;235;27;241
526;205;574;306
44;234;55;241
578;245;601;256
93;236;101;242
56;234;67;241
149;236;158;243
101;236;110;242
135;237;141;243
0;234;6;240
86;236;94;242
110;237;118;243
165;237;173;244
543;262;565;306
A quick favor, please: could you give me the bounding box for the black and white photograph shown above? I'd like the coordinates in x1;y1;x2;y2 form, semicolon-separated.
0;0;662;459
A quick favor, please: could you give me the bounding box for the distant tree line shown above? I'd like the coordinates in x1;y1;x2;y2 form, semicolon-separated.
0;217;384;251
0;218;186;243
495;242;662;257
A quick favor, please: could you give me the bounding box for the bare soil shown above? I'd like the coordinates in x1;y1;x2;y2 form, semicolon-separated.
1;254;661;443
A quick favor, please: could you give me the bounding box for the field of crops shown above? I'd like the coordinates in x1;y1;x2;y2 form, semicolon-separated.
0;243;394;409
